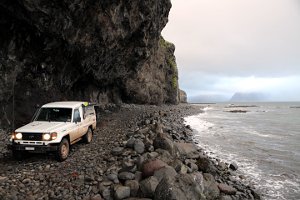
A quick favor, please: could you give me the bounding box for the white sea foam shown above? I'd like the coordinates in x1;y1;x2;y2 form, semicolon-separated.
185;109;300;200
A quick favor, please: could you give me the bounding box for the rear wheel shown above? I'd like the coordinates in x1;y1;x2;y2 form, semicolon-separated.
56;138;70;162
83;127;93;144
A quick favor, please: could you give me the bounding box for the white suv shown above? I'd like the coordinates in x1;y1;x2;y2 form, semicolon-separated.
10;101;96;161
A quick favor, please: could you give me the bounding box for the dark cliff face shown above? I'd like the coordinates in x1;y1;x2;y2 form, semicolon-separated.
0;0;179;128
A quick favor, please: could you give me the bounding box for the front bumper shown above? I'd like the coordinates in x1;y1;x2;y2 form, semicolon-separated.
8;143;58;153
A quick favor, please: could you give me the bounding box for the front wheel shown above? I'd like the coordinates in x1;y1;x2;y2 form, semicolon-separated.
56;138;70;162
83;127;93;144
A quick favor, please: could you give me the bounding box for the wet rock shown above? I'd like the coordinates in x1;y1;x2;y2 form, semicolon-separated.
114;185;130;200
229;162;238;171
203;173;220;199
196;155;218;175
118;172;135;181
134;139;145;154
218;183;237;195
140;176;159;198
175;142;199;159
142;159;167;178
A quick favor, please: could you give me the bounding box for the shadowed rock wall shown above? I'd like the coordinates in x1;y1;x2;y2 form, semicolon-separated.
0;0;179;128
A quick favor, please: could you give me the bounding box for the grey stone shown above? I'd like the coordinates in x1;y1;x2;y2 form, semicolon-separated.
154;173;205;200
91;194;103;200
111;147;124;156
153;166;177;182
229;162;238;171
218;183;237;195
126;138;136;148
203;173;220;199
125;180;140;197
114;185;130;200
140;176;159;198
107;174;119;184
118;172;135;181
153;133;176;156
134;139;145;154
142;159;168;178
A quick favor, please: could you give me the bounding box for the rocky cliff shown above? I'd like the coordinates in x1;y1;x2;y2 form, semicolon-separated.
0;0;179;128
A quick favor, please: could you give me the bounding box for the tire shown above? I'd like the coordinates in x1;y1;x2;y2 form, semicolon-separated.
12;150;26;160
56;138;70;162
83;127;93;144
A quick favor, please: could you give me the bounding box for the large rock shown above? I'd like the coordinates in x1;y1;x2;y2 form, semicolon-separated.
196;154;218;175
118;172;135;181
218;183;237;195
142;159;167;178
125;180;140;197
153;165;177;182
153;133;176;155
175;142;199;159
0;0;178;128
114;185;131;200
140;176;159;198
203;173;220;199
154;173;205;200
134;139;145;154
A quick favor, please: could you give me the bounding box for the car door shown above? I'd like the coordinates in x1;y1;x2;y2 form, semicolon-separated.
71;108;82;141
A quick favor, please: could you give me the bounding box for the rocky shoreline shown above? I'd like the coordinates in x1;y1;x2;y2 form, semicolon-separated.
0;104;261;200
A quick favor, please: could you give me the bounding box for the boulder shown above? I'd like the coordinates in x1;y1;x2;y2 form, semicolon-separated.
125;180;140;197
218;183;237;195
196;155;218;175
114;185;131;200
134;139;145;154
153;166;177;182
153;133;176;156
175;142;199;159
229;162;238;171
118;172;135;181
154;173;205;200
140;176;159;198
91;194;103;200
203;173;220;199
142;159;167;178
126;138;136;148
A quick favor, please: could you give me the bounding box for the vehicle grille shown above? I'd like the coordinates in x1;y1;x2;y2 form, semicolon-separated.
22;133;43;141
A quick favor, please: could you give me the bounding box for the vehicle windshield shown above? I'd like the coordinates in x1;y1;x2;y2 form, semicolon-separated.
34;108;72;122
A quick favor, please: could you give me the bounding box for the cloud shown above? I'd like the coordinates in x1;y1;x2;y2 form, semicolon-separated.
162;0;300;100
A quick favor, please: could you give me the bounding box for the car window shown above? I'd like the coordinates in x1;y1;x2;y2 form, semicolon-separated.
73;109;81;122
35;108;72;122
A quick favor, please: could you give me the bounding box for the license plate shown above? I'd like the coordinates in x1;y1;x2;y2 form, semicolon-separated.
25;147;35;151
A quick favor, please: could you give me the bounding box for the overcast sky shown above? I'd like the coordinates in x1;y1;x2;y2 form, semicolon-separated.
162;0;300;101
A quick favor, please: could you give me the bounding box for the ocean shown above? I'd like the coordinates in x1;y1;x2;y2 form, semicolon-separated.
185;102;300;200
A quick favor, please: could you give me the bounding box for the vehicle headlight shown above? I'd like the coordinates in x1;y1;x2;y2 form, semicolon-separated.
15;133;23;140
43;133;51;140
51;132;57;140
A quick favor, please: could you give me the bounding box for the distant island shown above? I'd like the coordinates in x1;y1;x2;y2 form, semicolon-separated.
230;92;269;102
189;94;229;103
